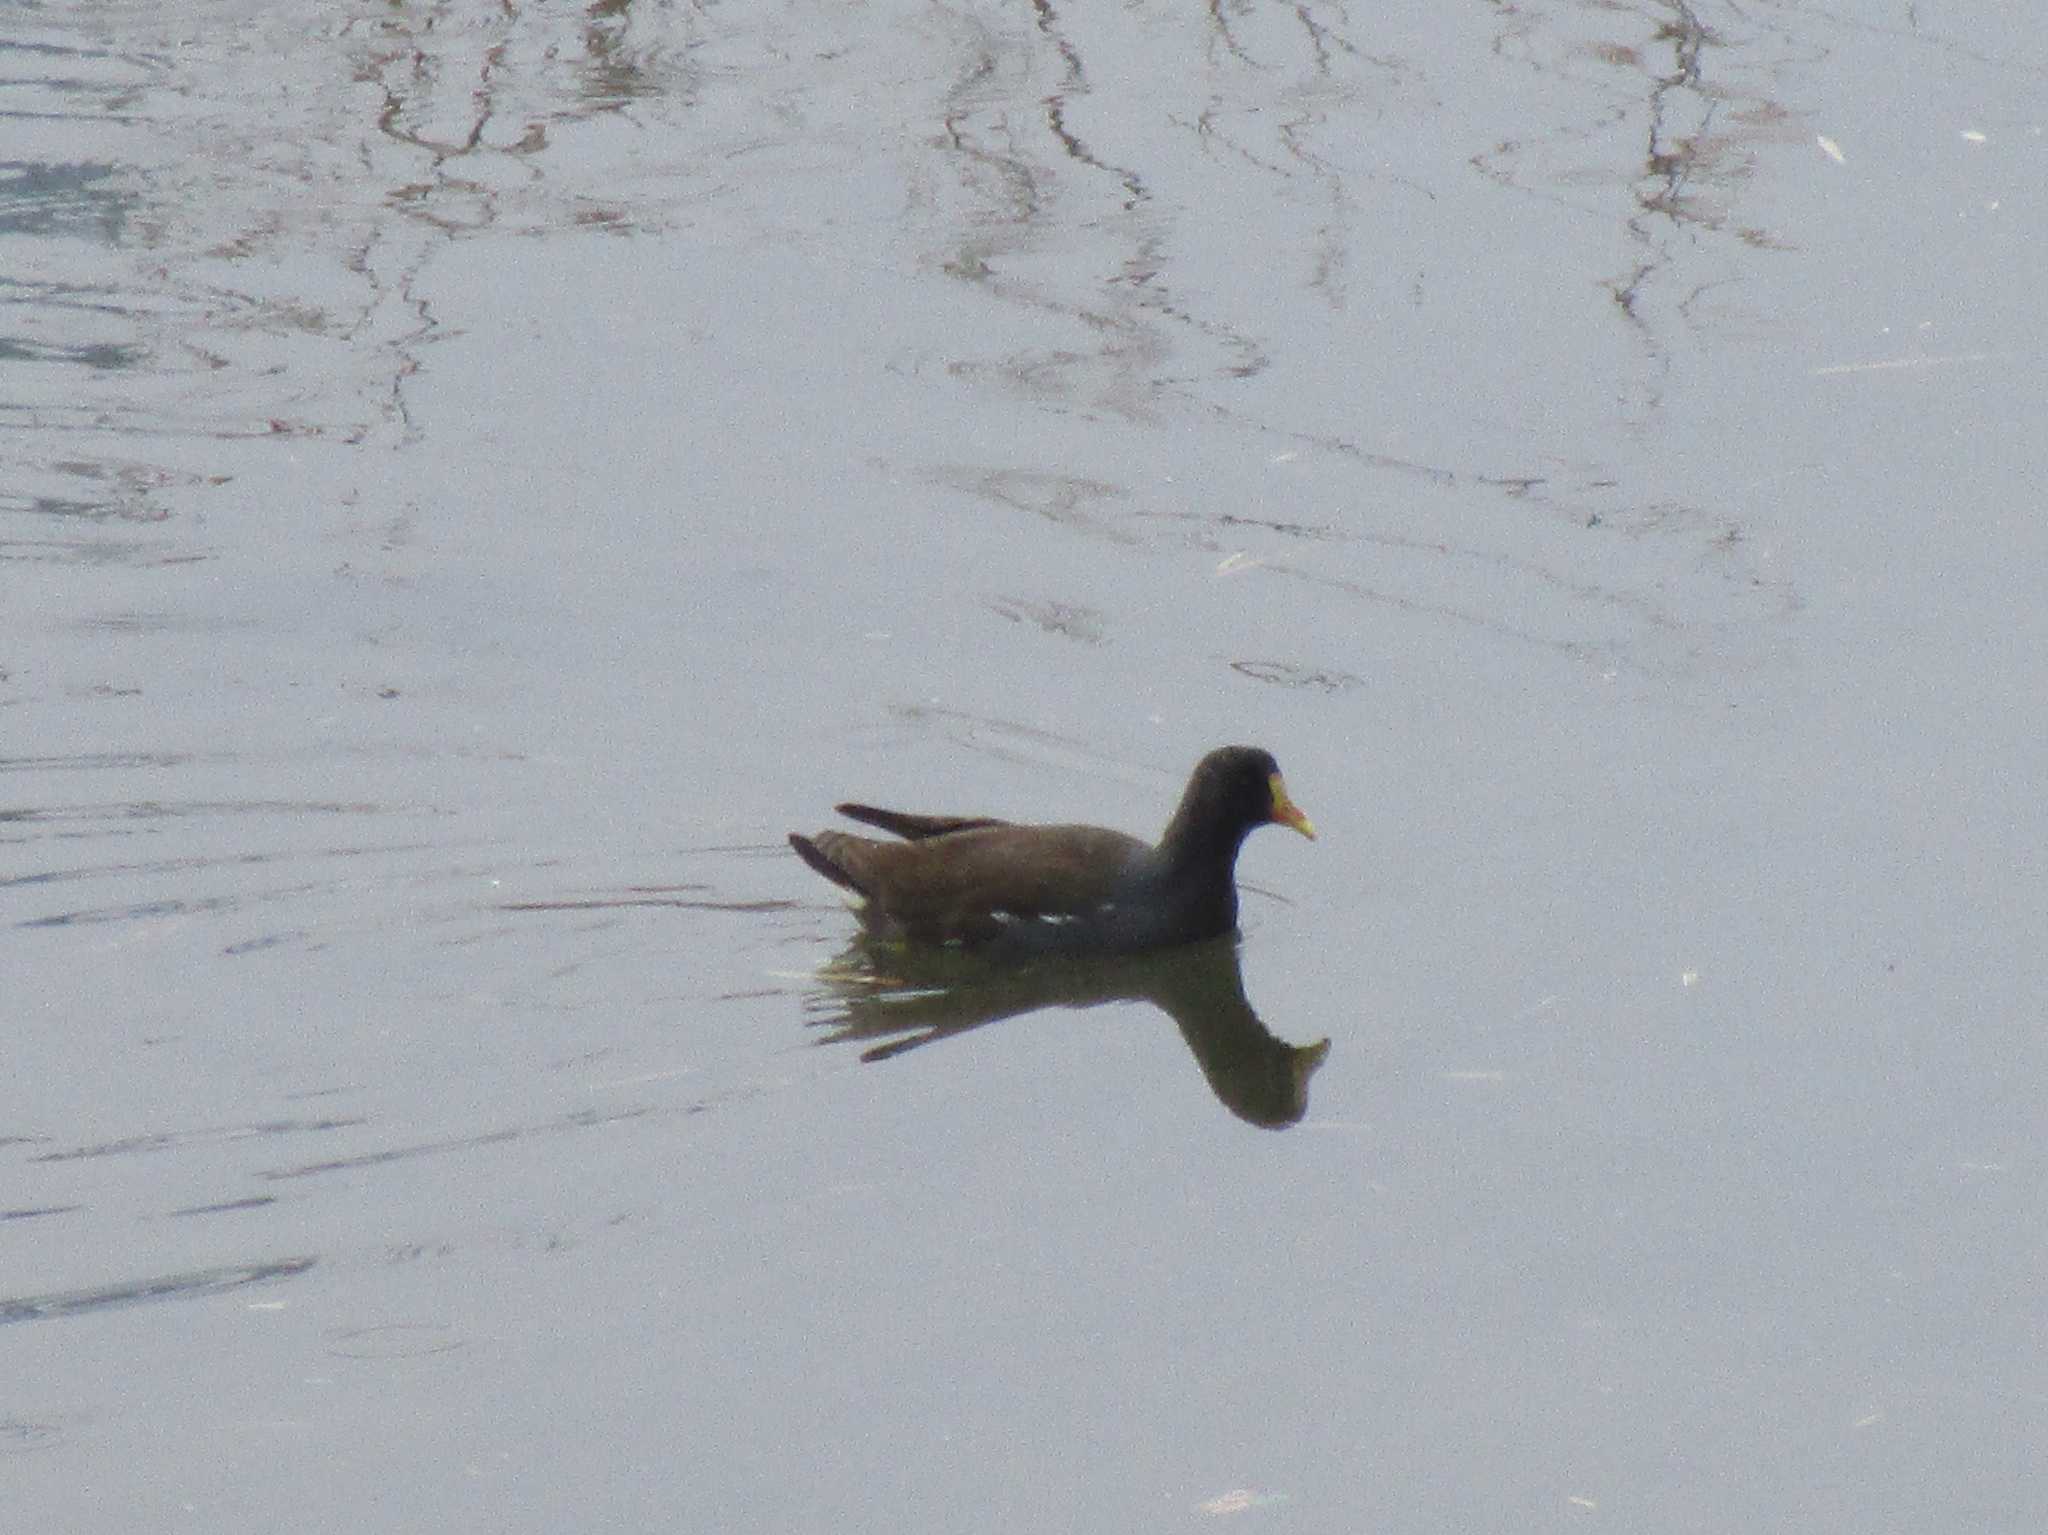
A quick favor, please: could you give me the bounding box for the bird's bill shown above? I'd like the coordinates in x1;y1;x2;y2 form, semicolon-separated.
1268;774;1317;839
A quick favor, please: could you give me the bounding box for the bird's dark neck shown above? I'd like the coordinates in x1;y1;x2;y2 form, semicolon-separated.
1156;799;1254;882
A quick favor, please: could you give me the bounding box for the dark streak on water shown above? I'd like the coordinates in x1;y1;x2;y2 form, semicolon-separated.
0;1257;316;1327
168;1195;279;1218
258;1104;654;1182
33;1118;364;1162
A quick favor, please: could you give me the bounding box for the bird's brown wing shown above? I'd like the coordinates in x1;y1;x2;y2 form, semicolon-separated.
799;823;1146;943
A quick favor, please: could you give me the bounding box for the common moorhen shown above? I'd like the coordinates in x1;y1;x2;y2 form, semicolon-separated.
789;745;1314;952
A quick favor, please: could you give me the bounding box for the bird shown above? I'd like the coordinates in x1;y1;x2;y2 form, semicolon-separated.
789;745;1314;953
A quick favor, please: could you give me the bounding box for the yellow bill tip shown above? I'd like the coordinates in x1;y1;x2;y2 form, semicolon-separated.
1268;773;1316;840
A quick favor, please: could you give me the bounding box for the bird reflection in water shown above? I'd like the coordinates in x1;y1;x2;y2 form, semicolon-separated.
805;935;1329;1129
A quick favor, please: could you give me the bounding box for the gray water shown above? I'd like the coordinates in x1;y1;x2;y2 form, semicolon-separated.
8;3;2046;1530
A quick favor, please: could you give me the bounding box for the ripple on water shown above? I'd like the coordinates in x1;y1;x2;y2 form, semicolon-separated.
0;1257;316;1328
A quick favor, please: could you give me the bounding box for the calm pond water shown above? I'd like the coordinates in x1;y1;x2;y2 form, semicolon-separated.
8;2;2045;1530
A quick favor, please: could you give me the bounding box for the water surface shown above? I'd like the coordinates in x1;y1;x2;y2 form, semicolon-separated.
7;3;2045;1530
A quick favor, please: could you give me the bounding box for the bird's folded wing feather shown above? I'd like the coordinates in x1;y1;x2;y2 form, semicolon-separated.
834;804;1011;840
815;824;1146;927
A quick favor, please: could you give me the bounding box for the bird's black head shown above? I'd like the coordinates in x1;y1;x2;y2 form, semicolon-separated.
1164;745;1317;859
